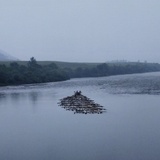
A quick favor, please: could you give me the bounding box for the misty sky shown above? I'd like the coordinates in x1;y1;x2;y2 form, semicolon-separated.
0;0;160;62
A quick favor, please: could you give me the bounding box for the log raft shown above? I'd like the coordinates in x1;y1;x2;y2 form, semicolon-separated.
58;91;106;114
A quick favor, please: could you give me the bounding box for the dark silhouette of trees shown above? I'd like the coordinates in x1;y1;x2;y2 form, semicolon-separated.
0;57;69;86
1;59;160;86
66;62;160;78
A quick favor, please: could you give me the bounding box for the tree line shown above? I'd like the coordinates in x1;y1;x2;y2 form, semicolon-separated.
0;57;69;86
1;58;160;86
64;62;160;78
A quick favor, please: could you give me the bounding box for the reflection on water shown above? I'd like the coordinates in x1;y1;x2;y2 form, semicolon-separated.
0;91;41;105
29;92;40;104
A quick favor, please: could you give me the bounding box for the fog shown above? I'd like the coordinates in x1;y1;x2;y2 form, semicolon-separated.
0;0;160;62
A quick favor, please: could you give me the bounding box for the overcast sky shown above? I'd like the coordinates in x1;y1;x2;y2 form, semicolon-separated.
0;0;160;62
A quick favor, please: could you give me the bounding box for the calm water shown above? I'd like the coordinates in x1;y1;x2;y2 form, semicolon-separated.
0;72;160;160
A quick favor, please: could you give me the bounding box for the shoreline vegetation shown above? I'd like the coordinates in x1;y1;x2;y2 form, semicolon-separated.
0;57;69;86
1;57;160;86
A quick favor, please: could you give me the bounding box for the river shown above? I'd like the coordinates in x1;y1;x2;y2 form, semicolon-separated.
0;72;160;160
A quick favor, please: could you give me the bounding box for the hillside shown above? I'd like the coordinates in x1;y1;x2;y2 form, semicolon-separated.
0;49;17;61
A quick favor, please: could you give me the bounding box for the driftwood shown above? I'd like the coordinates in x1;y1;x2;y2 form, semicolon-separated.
58;91;106;114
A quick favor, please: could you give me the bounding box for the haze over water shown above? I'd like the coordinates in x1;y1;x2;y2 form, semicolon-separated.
0;72;160;160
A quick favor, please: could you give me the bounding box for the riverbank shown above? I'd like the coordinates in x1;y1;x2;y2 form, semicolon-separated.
1;58;160;86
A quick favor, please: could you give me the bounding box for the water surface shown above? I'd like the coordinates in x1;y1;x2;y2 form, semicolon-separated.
0;72;160;160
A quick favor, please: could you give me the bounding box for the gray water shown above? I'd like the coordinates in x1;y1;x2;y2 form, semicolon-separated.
0;72;160;160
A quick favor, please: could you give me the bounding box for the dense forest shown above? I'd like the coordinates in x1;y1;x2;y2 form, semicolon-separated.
64;62;160;78
1;58;160;86
0;57;69;86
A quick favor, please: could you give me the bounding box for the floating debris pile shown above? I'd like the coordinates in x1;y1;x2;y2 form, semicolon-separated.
58;91;106;114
